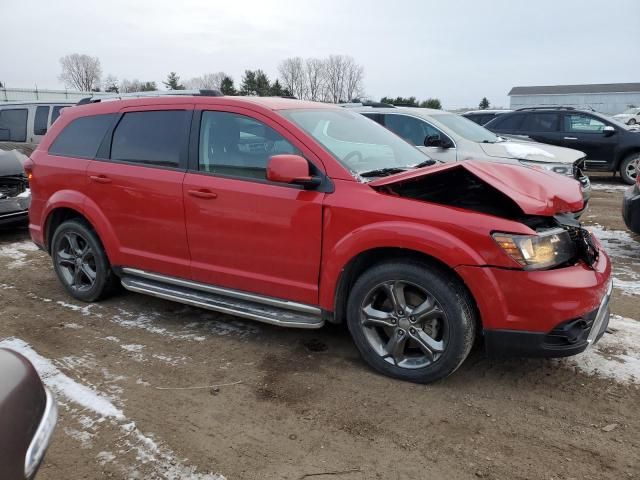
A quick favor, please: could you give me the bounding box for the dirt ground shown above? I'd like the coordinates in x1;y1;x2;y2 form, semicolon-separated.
1;175;638;480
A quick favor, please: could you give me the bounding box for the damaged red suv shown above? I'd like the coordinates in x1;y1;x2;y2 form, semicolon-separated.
26;93;612;383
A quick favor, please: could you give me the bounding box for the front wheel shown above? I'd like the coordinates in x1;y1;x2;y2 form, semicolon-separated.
628;118;637;125
346;261;477;383
620;153;640;185
51;219;117;302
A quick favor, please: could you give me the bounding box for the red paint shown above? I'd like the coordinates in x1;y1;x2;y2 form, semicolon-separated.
29;95;611;335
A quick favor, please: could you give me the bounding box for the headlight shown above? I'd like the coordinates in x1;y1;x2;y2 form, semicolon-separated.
519;160;572;176
492;228;576;270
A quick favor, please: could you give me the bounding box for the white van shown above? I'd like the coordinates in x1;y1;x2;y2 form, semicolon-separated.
0;101;76;155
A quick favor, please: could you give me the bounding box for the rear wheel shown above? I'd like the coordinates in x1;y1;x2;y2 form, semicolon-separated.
620;153;640;185
51;220;117;302
628;118;637;125
346;261;476;383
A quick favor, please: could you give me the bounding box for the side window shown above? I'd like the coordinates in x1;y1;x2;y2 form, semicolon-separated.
361;113;384;126
111;110;190;167
34;106;50;135
521;113;559;132
49;114;116;158
199;111;300;180
492;113;525;131
383;114;429;145
564;114;606;133
51;106;67;124
0;109;28;142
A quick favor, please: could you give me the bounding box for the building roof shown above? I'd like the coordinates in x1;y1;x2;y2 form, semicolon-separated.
508;83;640;96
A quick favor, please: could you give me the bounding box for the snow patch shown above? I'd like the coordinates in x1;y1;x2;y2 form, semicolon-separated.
567;315;640;384
590;183;630;193
504;143;555;159
64;323;84;329
588;225;639;259
64;427;95;449
0;337;124;419
0;241;39;269
56;301;98;317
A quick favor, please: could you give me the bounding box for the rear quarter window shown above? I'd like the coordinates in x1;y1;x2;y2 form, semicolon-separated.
49;114;116;158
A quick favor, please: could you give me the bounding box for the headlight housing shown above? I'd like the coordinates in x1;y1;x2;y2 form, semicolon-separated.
519;160;572;177
492;228;576;270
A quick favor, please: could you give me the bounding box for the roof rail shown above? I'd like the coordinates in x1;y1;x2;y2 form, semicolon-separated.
515;106;576;111
340;101;396;109
76;89;223;105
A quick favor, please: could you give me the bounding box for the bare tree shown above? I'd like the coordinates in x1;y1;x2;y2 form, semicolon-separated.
103;74;119;93
324;55;348;103
59;53;102;91
278;57;306;99
119;79;157;93
305;58;326;101
344;57;364;102
185;72;229;90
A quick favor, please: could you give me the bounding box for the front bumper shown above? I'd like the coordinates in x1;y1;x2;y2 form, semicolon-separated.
456;246;612;357
0;189;30;227
622;183;640;234
483;280;612;357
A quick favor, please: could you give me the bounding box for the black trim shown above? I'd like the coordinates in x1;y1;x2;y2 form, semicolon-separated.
0;210;28;227
484;306;609;358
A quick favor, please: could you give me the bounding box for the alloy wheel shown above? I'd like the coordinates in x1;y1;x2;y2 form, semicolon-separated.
626;157;639;181
359;280;448;369
56;232;97;293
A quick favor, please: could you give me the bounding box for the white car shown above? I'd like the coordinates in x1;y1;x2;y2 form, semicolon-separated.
613;107;640;126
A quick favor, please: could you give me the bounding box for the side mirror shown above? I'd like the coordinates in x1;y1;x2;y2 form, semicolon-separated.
0;128;10;141
424;134;442;148
267;154;321;188
603;125;616;137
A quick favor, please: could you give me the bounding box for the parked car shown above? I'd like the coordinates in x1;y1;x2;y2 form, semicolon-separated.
349;106;591;215
0;101;75;156
613;107;640;126
485;106;640;184
27;92;612;383
0;348;57;479
463;109;512;126
0;150;31;227
623;172;640;234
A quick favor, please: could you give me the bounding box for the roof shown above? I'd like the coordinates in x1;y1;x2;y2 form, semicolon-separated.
508;83;640;96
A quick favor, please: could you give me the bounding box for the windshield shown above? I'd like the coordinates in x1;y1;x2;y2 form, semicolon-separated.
280;109;431;177
623;108;640;115
430;113;501;143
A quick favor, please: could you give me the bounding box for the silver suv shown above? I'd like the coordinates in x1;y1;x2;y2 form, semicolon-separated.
349;105;591;205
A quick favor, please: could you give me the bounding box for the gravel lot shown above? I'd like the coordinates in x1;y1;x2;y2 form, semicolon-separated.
0;177;638;480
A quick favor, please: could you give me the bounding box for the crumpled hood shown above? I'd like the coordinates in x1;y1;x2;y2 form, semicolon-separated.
478;140;584;164
369;160;584;216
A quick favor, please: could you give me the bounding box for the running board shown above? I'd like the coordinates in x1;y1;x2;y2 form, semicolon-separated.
119;269;324;329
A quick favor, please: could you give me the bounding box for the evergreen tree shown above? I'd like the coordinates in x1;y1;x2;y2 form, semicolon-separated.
240;70;258;95
220;76;237;95
421;98;442;109
254;70;271;96
269;79;284;96
163;72;185;90
479;97;490;109
140;81;157;91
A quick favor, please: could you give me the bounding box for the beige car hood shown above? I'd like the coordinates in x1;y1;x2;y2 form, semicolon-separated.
479;140;584;164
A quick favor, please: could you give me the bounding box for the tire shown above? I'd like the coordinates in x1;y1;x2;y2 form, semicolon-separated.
628;118;637;125
346;261;477;384
51;219;118;302
620;153;640;185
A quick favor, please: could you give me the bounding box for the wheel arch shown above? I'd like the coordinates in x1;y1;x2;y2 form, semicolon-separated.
615;146;640;170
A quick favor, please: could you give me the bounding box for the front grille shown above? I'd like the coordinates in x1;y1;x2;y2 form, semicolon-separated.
0;176;27;199
573;157;588;182
563;225;599;268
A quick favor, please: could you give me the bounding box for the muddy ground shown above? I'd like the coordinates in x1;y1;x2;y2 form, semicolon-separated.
0;176;638;480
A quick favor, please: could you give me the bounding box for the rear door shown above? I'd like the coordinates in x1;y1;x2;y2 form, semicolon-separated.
183;106;324;304
85;105;193;278
33;105;50;143
561;112;618;170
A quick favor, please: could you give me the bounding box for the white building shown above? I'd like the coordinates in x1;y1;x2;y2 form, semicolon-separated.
508;83;640;115
0;87;110;103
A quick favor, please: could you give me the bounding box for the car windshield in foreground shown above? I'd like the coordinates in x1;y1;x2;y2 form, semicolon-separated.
280;109;432;178
430;113;502;143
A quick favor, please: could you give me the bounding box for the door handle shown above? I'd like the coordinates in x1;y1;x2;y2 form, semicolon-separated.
89;175;112;184
564;137;578;140
187;189;218;199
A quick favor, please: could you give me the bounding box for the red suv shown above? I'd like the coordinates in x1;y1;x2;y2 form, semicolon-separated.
26;93;612;383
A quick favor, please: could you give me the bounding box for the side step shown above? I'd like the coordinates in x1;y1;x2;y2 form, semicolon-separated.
119;269;324;329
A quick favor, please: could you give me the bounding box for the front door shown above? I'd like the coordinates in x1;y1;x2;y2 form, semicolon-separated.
382;113;457;163
183;108;324;305
561;112;618;170
85;106;193;278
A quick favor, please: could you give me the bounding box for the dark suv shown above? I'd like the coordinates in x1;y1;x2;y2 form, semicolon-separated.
485;107;640;184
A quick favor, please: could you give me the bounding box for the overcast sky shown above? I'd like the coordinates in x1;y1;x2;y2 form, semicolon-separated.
2;0;639;108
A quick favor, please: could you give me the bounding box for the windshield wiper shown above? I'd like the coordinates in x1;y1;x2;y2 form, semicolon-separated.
359;167;408;178
411;159;437;168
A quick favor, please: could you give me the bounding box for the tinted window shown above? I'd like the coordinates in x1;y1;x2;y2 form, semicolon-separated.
521;113;559;132
0;109;28;142
111;111;190;167
489;113;525;131
384;114;433;145
51;105;67;124
564;114;606;133
34;106;50;135
199;111;299;180
49;114;115;158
